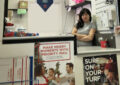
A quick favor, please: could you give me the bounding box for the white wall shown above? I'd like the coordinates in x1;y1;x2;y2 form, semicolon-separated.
2;0;76;37
0;43;34;58
11;11;28;31
28;1;62;35
115;35;120;48
28;0;75;35
0;0;4;44
61;0;75;34
8;0;19;9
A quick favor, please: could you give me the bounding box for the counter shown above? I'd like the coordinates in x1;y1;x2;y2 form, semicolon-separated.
1;34;77;84
77;46;120;56
3;34;77;54
75;46;120;85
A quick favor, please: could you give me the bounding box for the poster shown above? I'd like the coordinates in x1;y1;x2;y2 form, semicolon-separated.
0;56;30;85
83;54;119;85
34;41;75;85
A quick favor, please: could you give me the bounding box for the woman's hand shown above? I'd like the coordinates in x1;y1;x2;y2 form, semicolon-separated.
72;27;77;35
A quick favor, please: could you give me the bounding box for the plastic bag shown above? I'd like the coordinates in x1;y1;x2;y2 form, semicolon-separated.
72;0;85;4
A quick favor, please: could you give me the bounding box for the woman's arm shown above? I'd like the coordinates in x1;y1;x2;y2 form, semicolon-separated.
72;27;96;41
78;28;96;41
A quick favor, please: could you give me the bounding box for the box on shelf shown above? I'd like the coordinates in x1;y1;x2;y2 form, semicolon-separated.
18;1;28;9
17;9;27;14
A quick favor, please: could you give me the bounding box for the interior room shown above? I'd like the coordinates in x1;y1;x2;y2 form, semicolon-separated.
0;0;120;85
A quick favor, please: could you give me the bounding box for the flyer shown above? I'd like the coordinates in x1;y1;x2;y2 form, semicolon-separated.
83;54;119;85
34;41;75;85
0;56;30;85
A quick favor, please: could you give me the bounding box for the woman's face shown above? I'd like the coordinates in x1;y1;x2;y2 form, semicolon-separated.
82;12;90;23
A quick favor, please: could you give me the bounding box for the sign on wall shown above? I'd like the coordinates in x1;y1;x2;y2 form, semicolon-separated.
83;54;119;85
34;41;75;85
0;56;30;84
37;0;53;12
39;42;71;62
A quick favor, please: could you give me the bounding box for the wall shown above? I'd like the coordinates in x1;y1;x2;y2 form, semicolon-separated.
61;0;76;34
0;43;34;57
10;11;28;31
28;0;75;35
115;35;120;48
0;0;4;44
28;1;62;35
115;0;120;49
2;0;76;37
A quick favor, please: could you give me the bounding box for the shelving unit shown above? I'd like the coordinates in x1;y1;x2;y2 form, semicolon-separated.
8;9;17;11
71;1;91;9
8;9;28;11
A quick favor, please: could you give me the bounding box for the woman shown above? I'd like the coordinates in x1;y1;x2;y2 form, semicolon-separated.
72;8;96;46
34;64;48;85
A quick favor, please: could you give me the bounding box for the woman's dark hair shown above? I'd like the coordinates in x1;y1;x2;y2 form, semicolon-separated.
76;8;92;29
34;64;43;77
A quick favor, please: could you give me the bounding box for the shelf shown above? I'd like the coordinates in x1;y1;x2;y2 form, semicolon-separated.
3;34;75;43
3;34;77;55
3;35;75;44
8;9;28;11
8;9;17;11
71;1;91;9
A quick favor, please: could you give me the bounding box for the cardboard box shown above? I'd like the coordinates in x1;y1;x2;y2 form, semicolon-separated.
8;10;13;20
18;1;28;9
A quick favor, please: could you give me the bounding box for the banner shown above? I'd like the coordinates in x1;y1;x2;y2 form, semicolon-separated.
0;56;30;85
34;41;75;85
83;54;119;85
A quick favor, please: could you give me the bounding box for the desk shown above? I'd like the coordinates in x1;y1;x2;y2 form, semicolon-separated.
75;46;120;85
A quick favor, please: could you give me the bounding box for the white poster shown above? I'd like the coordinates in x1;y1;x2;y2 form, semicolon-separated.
39;42;71;62
0;56;30;85
34;41;75;85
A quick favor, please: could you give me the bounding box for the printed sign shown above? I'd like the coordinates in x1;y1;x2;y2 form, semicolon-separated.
0;56;30;84
83;54;119;85
34;41;75;85
39;42;71;62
